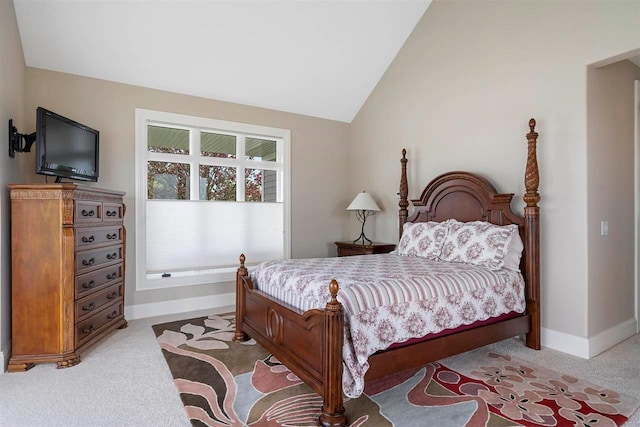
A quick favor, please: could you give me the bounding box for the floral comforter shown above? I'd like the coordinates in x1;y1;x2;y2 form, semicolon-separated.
250;253;525;398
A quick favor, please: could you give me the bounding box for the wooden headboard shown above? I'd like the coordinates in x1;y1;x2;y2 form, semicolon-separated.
403;171;524;232
397;118;541;348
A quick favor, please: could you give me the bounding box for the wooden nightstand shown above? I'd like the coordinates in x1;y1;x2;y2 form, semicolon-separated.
334;241;396;257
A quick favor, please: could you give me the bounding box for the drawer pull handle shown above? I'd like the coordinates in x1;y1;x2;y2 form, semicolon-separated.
106;233;118;240
82;258;96;266
106;291;118;300
106;210;118;217
106;311;118;320
106;253;117;260
82;325;95;334
81;235;95;243
81;209;95;217
82;280;96;289
82;303;96;311
106;272;117;280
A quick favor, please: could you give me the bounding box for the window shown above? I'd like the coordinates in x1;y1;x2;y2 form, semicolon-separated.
135;109;291;290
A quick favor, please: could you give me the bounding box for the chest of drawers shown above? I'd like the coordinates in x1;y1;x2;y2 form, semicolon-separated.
8;184;127;372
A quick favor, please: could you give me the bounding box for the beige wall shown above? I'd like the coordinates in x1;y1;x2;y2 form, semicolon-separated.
0;0;27;366
23;68;351;307
587;60;640;337
350;0;640;338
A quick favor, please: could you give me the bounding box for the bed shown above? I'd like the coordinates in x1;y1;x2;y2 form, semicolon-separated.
233;118;541;427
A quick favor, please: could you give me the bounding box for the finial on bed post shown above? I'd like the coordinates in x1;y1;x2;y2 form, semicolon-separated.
239;254;247;275
328;279;340;306
399;149;409;240
523;118;541;350
320;279;346;427
234;254;250;342
524;119;540;208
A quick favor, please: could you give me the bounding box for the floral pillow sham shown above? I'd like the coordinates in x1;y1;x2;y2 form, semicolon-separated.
440;220;518;270
396;221;448;260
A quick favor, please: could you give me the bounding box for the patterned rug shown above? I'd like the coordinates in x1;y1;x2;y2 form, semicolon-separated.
152;313;639;426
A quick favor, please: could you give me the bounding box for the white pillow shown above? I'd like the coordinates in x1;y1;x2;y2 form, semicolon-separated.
397;221;448;260
441;220;517;270
502;229;524;271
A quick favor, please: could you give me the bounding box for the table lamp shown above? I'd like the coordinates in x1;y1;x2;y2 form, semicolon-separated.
346;191;380;244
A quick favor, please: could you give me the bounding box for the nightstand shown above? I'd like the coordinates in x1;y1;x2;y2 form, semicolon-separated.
334;241;396;257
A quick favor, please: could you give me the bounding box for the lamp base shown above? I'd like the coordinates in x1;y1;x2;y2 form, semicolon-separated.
352;232;372;245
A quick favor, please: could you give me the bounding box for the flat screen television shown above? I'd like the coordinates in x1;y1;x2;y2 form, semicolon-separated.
35;107;99;182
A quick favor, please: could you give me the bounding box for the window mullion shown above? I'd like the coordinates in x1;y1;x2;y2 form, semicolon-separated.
237;135;246;202
147;152;192;163
276;139;283;203
198;156;241;168
243;161;282;171
143;122;150;201
190;129;200;200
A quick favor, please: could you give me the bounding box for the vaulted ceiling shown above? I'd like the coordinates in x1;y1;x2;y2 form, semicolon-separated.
13;0;432;123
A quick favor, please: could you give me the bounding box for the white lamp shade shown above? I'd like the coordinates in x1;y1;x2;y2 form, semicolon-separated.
346;192;380;211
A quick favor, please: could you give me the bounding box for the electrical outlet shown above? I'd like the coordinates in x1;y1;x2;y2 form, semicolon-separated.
601;221;608;236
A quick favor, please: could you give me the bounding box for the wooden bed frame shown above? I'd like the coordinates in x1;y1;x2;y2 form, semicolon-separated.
233;119;541;427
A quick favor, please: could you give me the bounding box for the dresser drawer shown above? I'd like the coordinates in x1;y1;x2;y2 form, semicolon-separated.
335;242;396;257
337;247;368;256
103;203;124;221
75;201;102;223
75;301;123;347
76;226;123;249
75;263;123;298
75;283;123;322
75;245;123;274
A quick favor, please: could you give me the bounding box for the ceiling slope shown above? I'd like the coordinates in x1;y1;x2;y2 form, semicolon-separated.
14;0;431;123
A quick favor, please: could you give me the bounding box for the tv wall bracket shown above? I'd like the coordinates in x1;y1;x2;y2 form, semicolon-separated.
8;119;36;158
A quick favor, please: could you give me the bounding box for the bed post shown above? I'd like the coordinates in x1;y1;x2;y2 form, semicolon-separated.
399;148;409;240
319;280;346;427
233;254;249;342
524;119;541;350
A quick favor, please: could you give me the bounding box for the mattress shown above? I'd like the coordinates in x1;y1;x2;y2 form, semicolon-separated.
250;253;525;397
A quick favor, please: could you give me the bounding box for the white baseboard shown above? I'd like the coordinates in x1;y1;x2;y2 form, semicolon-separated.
587;317;638;358
1;340;10;373
542;317;638;359
124;292;235;320
542;327;590;359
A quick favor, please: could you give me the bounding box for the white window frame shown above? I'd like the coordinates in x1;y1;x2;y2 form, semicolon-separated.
135;108;291;290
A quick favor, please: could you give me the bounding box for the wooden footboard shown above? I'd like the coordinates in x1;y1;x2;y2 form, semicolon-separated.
233;255;346;426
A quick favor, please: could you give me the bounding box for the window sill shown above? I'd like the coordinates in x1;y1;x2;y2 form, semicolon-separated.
139;266;248;290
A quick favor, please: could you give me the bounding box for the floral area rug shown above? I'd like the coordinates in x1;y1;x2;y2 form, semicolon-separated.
152;313;639;426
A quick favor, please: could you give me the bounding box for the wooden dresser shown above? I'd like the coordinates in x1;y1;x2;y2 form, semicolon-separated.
8;184;127;372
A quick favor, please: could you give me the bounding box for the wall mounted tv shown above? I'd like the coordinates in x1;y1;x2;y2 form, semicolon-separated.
36;107;100;182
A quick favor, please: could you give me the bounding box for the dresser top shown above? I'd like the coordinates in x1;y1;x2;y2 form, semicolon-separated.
9;183;125;197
